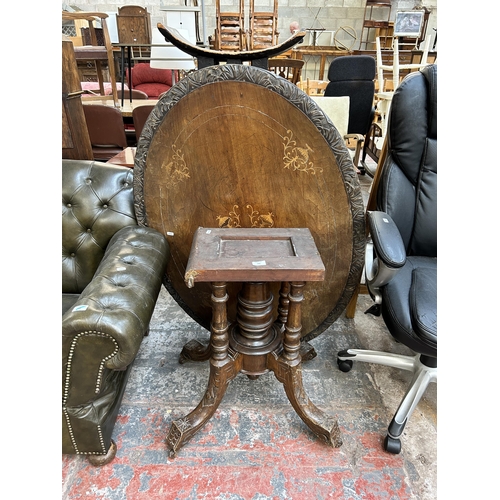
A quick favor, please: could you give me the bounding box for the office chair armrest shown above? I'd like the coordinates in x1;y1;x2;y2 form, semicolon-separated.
365;211;406;295
368;211;406;268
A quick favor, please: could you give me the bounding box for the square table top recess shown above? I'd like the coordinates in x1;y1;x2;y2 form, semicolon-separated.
184;227;325;285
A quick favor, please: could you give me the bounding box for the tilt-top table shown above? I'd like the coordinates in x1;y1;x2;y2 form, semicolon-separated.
166;227;342;457
132;62;366;457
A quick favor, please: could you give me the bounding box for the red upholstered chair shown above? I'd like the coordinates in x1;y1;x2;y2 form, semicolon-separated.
126;63;175;98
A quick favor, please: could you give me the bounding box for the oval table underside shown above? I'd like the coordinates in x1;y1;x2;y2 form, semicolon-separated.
134;65;365;341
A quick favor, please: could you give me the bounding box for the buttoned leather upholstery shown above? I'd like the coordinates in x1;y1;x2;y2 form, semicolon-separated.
62;159;169;463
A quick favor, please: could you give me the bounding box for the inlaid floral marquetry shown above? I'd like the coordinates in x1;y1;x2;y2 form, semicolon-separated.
283;130;323;175
216;204;275;228
134;63;365;342
161;145;190;187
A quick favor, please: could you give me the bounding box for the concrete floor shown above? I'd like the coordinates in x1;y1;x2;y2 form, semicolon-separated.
61;170;437;499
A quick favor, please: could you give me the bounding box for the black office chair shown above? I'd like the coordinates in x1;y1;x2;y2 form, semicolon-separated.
324;55;375;175
337;64;437;454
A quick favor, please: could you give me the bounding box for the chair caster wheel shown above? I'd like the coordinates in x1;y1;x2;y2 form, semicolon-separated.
384;435;402;454
337;358;353;372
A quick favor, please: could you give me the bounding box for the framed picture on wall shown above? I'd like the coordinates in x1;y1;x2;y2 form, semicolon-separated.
394;11;425;38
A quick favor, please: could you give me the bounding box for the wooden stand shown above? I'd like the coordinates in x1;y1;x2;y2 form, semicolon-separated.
157;24;305;69
166;227;342;457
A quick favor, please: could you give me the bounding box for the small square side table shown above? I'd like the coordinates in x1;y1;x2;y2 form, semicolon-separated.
166;227;342;457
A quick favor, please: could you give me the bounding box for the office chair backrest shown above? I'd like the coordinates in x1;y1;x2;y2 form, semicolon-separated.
83;104;128;160
378;64;437;258
324;56;375;135
132;105;156;142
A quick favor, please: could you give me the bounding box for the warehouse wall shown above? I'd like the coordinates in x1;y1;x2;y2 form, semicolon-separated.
62;0;437;49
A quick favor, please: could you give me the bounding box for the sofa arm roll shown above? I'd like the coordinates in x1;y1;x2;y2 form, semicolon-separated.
62;225;169;370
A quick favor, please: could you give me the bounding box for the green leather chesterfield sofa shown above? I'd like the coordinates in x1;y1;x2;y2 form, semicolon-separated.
62;159;169;465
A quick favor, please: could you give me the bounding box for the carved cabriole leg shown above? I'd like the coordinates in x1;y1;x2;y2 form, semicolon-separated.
166;282;238;458
270;281;342;447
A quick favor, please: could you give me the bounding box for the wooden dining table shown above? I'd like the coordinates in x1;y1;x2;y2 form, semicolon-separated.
82;98;159;117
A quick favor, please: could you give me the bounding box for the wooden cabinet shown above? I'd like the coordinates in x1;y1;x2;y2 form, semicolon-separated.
161;6;201;45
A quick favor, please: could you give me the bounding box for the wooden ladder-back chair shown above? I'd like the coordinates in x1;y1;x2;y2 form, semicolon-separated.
268;58;304;85
214;0;246;51
248;0;279;50
298;78;328;96
62;11;119;107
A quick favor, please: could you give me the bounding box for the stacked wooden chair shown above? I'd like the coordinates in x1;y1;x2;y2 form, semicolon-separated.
248;0;279;50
